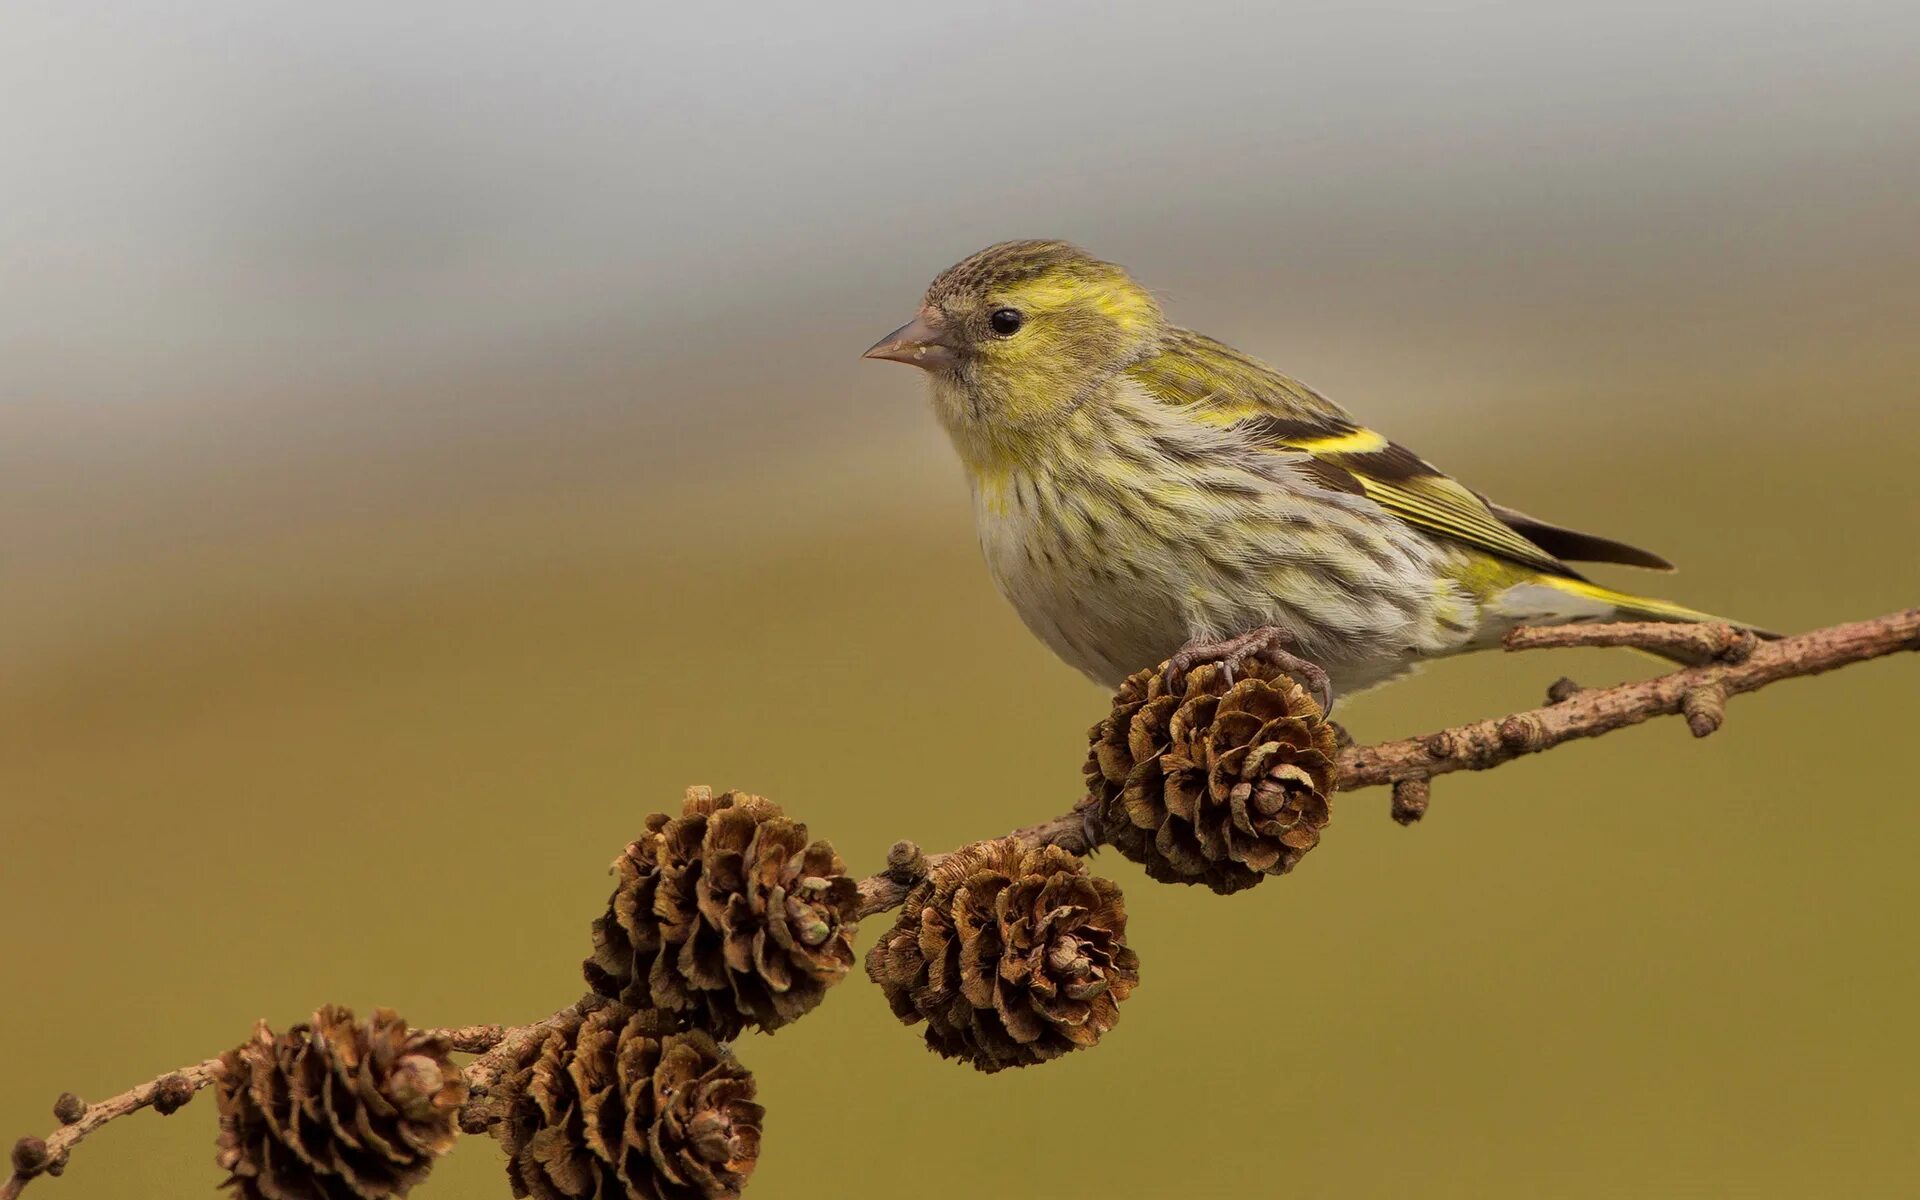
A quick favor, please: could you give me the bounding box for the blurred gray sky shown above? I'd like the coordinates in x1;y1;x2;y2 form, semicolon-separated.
5;2;1916;412
4;1;1918;669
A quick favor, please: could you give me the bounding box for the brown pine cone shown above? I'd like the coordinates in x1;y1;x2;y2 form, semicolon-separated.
495;1005;761;1200
214;1006;465;1200
583;787;860;1039
865;839;1139;1073
1086;659;1338;894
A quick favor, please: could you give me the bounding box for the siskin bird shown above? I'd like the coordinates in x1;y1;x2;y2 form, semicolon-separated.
863;239;1768;704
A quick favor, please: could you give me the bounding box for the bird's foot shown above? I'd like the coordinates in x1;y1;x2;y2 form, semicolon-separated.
1162;626;1336;715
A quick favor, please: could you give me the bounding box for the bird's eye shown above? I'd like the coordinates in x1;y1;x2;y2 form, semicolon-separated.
988;308;1025;336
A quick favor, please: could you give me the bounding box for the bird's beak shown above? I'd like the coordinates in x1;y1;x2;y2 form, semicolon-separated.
862;307;958;370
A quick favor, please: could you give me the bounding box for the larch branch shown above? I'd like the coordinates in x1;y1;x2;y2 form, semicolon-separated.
8;607;1914;1197
1338;608;1918;790
3;1060;222;1200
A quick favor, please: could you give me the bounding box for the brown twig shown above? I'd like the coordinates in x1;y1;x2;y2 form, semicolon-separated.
1503;619;1759;662
3;1060;223;1200
1339;609;1918;791
436;1022;511;1055
854;809;1098;918
9;608;1915;1196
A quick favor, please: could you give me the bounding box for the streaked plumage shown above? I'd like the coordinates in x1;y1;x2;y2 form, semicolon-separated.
864;240;1760;696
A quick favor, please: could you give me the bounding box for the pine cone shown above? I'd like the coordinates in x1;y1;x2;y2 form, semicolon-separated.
1086;659;1338;894
583;787;860;1039
213;1006;465;1200
495;1005;761;1200
865;839;1139;1073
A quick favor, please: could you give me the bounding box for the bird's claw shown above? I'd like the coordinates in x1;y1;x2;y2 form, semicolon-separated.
1278;654;1336;717
1162;627;1336;716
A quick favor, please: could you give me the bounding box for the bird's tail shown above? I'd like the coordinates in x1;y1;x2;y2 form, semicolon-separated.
1535;576;1780;665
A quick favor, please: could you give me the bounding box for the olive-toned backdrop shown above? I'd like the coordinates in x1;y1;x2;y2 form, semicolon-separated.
4;4;1918;1196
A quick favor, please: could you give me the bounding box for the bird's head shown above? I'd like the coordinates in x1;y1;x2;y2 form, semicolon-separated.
864;240;1165;437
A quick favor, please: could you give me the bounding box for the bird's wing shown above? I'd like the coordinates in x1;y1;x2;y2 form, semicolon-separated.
1129;330;1671;577
1481;502;1673;571
1130;328;1357;424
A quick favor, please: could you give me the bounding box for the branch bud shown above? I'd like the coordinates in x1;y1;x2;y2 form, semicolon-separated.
1683;682;1727;738
1498;714;1545;752
10;1136;50;1178
151;1073;194;1116
884;839;928;883
1391;778;1431;826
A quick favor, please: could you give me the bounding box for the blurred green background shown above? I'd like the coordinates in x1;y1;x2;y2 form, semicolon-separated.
4;3;1918;1196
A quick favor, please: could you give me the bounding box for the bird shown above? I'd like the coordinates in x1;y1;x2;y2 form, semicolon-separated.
862;239;1766;706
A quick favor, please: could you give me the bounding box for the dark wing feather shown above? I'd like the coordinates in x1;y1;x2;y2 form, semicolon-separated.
1485;503;1675;571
